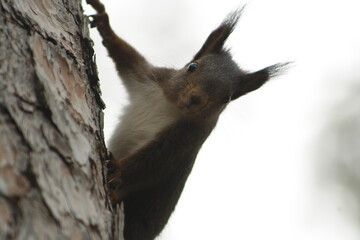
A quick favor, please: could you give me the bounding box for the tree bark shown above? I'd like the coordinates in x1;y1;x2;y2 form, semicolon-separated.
0;0;122;239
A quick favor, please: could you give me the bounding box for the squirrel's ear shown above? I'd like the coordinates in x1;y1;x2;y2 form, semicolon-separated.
192;8;244;61
232;63;290;100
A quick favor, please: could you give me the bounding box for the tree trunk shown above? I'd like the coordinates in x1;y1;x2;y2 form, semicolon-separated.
0;0;123;239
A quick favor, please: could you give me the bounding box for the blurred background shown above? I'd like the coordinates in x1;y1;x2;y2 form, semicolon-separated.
84;0;360;239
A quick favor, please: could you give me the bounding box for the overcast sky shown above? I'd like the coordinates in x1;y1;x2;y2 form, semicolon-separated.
84;0;360;239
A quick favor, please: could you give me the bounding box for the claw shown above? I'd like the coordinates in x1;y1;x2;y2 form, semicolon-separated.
108;176;119;187
88;15;98;28
87;12;109;28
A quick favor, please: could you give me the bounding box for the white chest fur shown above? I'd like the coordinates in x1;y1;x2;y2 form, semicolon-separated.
108;79;180;159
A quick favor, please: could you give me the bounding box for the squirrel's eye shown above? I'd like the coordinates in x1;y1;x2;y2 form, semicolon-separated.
223;96;232;104
187;62;198;72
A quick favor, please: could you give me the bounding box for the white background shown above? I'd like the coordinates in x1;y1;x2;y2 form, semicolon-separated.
84;0;360;239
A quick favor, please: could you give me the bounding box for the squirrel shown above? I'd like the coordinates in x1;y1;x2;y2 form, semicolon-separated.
87;0;288;239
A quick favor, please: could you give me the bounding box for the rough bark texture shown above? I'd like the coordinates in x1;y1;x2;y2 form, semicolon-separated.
0;0;122;239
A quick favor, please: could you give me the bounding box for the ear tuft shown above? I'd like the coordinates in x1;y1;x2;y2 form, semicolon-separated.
222;7;245;35
262;62;292;79
192;6;246;60
232;62;292;99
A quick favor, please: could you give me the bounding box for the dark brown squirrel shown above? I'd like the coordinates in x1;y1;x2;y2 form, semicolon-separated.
87;0;288;239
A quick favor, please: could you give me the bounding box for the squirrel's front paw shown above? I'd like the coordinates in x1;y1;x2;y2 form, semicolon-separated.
106;157;125;204
89;12;109;29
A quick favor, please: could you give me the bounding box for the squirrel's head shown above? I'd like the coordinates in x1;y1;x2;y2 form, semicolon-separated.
160;8;289;120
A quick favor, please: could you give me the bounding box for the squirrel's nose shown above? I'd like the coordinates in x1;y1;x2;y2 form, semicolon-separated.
183;95;202;109
189;96;201;106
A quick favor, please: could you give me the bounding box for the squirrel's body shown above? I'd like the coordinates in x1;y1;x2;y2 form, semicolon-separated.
87;0;288;239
